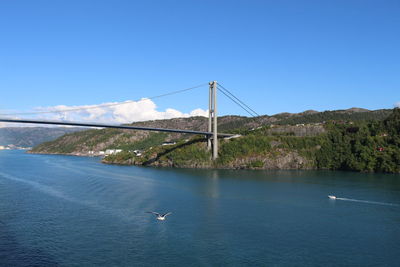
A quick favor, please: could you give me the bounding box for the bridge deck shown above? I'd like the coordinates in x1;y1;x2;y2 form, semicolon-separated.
0;118;234;137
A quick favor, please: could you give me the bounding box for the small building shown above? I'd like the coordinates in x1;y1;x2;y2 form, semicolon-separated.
105;149;122;155
133;150;142;156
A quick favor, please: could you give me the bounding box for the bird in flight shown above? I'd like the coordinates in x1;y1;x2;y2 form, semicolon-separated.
147;211;172;221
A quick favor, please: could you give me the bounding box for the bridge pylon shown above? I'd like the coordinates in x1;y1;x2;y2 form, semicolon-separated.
208;81;218;160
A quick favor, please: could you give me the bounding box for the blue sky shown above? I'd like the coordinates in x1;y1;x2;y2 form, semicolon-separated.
1;0;399;119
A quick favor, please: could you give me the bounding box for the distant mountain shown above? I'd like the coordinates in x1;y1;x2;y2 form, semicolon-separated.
0;127;85;147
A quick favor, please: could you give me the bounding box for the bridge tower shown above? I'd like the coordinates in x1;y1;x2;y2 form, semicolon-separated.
208;81;218;159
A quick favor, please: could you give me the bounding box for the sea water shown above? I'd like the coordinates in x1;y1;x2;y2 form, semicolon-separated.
1;150;399;266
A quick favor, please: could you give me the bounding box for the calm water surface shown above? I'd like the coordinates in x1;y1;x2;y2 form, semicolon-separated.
1;150;400;266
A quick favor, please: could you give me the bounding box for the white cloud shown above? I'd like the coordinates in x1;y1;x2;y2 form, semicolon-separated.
31;98;208;124
395;102;400;108
0;99;208;128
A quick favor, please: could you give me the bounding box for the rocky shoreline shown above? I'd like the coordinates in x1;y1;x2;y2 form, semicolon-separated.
28;148;315;171
101;149;315;170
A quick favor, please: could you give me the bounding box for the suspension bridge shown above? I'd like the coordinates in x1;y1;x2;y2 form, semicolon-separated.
0;81;258;159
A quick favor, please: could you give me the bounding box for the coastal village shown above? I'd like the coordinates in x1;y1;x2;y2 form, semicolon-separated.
86;141;179;157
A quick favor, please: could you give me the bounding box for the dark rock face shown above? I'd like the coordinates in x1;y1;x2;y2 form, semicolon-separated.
265;125;326;137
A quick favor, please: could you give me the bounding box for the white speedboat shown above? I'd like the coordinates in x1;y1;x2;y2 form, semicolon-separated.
328;195;337;199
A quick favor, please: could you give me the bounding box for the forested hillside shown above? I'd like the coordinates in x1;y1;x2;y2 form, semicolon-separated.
30;108;399;173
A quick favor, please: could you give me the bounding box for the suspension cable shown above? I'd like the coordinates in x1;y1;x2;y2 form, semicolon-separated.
217;87;257;117
217;83;259;117
0;83;209;116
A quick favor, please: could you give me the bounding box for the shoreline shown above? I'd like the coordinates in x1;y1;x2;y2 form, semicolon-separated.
28;150;317;171
26;150;400;174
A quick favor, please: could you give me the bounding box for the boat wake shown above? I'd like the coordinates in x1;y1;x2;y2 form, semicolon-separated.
334;197;400;207
0;171;140;221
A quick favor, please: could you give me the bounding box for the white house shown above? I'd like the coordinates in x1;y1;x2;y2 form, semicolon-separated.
105;149;123;155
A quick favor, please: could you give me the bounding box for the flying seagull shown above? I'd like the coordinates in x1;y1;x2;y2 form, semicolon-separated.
147;211;172;221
